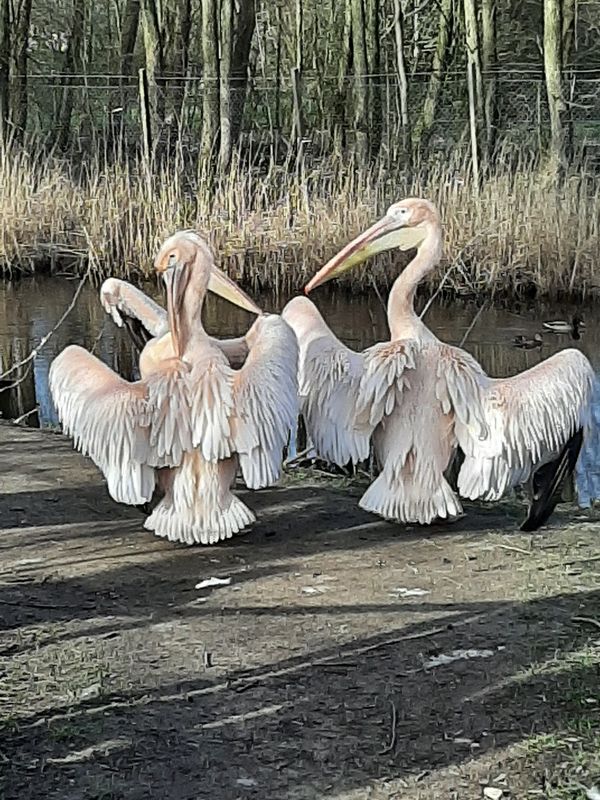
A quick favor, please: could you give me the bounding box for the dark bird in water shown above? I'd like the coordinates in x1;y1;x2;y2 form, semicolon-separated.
543;314;585;340
520;428;584;531
513;333;543;349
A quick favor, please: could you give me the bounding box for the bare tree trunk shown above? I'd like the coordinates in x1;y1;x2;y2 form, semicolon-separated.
200;0;220;160
365;0;381;155
57;0;86;150
392;0;409;158
333;0;352;147
219;0;233;168
163;0;192;134
12;0;33;142
0;0;10;142
120;0;140;76
463;0;484;146
543;0;566;172
274;1;282;132
350;0;369;160
562;0;575;64
562;0;576;159
412;0;452;154
140;0;164;138
230;0;256;143
481;0;497;160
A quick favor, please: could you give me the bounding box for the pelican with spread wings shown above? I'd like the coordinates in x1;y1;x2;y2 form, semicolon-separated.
282;198;595;530
50;232;298;545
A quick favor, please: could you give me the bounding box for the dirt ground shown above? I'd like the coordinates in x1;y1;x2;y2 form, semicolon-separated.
0;422;599;800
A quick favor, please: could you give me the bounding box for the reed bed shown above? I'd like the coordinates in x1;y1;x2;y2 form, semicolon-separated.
0;144;598;298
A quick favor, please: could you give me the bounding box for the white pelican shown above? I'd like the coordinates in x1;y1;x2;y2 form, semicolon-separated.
50;232;298;545
282;198;595;530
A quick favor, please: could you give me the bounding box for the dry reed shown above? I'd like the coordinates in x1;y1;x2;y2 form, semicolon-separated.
0;144;598;298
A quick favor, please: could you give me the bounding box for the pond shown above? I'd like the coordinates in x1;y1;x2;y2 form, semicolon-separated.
1;276;598;503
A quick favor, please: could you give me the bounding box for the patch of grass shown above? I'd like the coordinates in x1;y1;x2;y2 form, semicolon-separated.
519;645;600;800
0;144;599;298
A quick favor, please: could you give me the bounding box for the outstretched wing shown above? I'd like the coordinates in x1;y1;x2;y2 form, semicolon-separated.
282;296;367;465
456;349;594;501
100;278;169;343
231;314;299;488
49;345;155;505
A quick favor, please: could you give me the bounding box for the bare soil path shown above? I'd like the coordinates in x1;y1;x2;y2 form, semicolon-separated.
0;423;599;800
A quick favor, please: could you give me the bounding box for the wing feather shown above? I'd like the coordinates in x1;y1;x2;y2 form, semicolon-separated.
49;345;155;505
357;340;418;429
456;349;594;501
231;315;299;488
282;297;367;466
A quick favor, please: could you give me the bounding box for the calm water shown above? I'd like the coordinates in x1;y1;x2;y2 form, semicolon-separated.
1;276;599;502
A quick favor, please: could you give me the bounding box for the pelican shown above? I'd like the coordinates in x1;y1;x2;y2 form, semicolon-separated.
50;232;298;545
282;198;595;531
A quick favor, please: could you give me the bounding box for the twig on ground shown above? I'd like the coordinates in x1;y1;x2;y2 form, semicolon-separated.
12;407;39;425
284;447;314;468
360;625;448;654
0;597;93;610
572;616;600;630
494;543;532;556
378;700;398;755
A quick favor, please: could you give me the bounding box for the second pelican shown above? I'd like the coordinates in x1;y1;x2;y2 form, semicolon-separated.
282;199;595;530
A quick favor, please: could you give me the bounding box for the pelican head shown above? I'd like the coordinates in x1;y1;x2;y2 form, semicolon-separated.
305;198;440;293
155;231;262;316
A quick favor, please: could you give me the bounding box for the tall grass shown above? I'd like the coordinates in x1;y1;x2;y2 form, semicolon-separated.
0;144;598;298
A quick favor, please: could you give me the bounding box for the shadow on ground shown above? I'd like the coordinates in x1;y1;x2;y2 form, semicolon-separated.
1;587;599;800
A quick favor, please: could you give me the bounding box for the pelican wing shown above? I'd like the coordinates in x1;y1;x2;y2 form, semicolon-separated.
433;343;489;439
101;278;168;339
49;345;155;505
456;349;594;501
231;315;299;488
282;297;368;466
357;339;418;428
187;349;236;462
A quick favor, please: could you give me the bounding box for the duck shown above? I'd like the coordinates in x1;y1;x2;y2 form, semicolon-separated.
542;315;585;336
512;333;543;350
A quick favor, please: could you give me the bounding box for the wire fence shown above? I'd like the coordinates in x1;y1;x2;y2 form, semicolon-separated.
19;69;600;163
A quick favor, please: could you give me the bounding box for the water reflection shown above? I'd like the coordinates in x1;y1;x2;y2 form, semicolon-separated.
0;275;598;502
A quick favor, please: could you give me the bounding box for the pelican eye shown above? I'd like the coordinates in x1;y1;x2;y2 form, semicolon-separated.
389;205;410;221
168;253;178;268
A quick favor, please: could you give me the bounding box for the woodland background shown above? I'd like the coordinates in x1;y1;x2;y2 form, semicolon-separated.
0;0;598;295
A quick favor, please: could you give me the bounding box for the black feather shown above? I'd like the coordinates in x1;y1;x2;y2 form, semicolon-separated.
520;428;584;532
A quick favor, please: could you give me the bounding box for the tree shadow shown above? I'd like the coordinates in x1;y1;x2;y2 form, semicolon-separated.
1;589;598;800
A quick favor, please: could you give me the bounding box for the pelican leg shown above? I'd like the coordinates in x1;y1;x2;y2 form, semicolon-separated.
520;428;584;532
134;469;170;516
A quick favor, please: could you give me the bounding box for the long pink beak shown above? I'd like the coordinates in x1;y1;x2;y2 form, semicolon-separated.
304;217;394;294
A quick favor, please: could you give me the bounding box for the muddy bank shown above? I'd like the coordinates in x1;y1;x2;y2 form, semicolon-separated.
0;424;599;799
